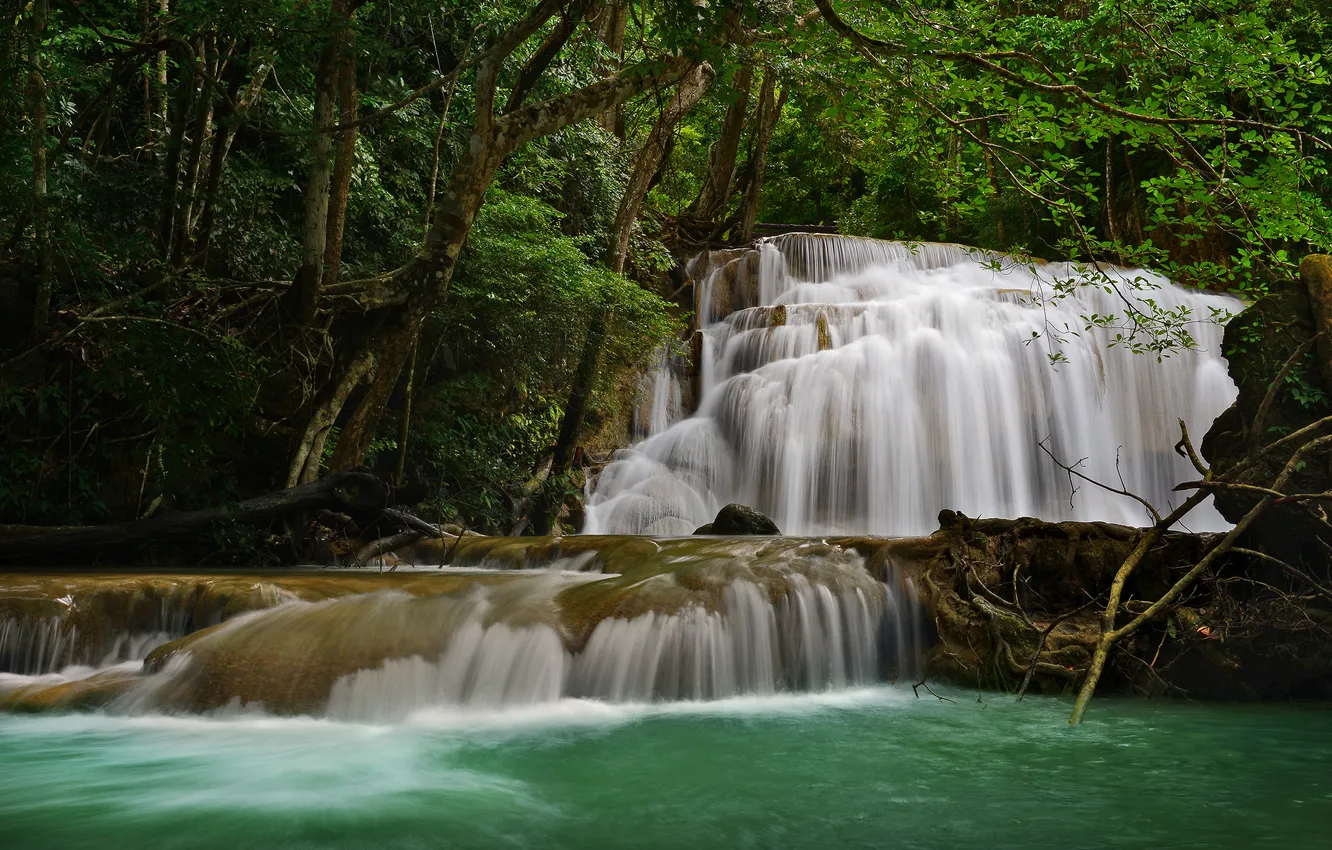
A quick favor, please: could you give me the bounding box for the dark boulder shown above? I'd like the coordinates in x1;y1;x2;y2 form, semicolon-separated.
1202;255;1332;565
695;503;781;535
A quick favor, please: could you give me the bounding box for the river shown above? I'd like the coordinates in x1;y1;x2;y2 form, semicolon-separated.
3;688;1329;849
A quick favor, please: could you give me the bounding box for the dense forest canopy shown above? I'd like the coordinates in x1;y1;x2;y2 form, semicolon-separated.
1;0;1329;548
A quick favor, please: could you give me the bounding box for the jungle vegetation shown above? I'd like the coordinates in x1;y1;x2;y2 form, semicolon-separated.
1;0;1329;549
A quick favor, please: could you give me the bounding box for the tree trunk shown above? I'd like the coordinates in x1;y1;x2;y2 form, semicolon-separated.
591;1;628;138
735;69;785;244
28;0;51;342
393;333;420;485
314;52;696;474
171;32;216;270
532;304;611;533
607;62;715;273
288;41;338;325
193;59;269;264
552;306;610;477
154;0;169;159
0;471;395;566
287;348;376;487
686;64;752;224
320;32;359;292
157;47;197;262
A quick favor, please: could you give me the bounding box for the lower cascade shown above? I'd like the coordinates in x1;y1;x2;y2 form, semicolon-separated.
587;233;1240;536
0;540;926;718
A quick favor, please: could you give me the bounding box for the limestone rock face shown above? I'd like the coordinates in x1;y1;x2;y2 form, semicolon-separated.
1201;256;1332;564
696;504;781;536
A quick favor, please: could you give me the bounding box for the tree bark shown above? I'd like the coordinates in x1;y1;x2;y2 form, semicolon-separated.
287;348;376;487
553;306;610;476
607;62;715;273
288;38;338;325
591;1;629;138
734;69;785;244
171;32;216;270
157;46;197;262
686;64;752;223
28;0;51;342
192;58;269;264
320;7;360;293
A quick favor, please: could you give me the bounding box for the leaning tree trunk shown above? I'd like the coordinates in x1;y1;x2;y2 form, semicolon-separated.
157;47;197;263
685;64;752;224
307;51;696;475
193;58;270;264
323;139;506;474
607;62;715;273
734;69;785;244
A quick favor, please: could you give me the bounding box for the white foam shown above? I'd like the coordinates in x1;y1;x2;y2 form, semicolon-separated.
587;235;1239;535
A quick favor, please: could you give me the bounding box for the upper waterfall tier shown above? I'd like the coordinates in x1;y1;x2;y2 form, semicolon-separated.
587;234;1240;536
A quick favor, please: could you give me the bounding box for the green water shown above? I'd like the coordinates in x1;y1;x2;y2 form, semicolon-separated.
2;689;1329;850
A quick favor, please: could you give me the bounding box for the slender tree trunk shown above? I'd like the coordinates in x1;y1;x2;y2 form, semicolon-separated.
686;64;752;223
394;333;420;485
607;62;714;273
154;0;169;160
735;69;785;243
552;305;609;477
289;43;338;325
28;0;51;342
320;29;359;292
531;303;611;534
1104;135;1122;257
193;59;269;264
157;47;197;261
171;33;216;270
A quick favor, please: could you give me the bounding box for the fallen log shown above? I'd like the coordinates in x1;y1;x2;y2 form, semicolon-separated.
380;508;444;539
354;530;423;568
0;471;395;565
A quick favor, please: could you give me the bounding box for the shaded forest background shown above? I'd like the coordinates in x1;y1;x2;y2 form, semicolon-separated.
2;0;1330;557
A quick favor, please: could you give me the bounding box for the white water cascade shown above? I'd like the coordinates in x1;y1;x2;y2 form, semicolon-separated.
586;234;1240;536
104;555;925;720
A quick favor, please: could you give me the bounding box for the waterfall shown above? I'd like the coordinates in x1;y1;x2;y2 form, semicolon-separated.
0;577;296;676
32;546;921;718
587;234;1239;536
632;347;685;440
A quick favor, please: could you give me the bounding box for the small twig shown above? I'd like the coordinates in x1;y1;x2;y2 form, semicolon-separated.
443;517;470;566
912;679;955;703
1039;436;1162;523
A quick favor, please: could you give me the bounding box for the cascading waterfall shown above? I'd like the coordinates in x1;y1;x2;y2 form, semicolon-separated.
0;578;294;676
0;543;928;716
586;233;1240;536
137;556;921;719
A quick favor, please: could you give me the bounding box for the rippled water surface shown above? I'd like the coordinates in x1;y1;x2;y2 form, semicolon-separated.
3;690;1330;849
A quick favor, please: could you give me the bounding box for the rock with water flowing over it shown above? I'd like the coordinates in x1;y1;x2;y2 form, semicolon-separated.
694;504;780;535
586;233;1239;536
